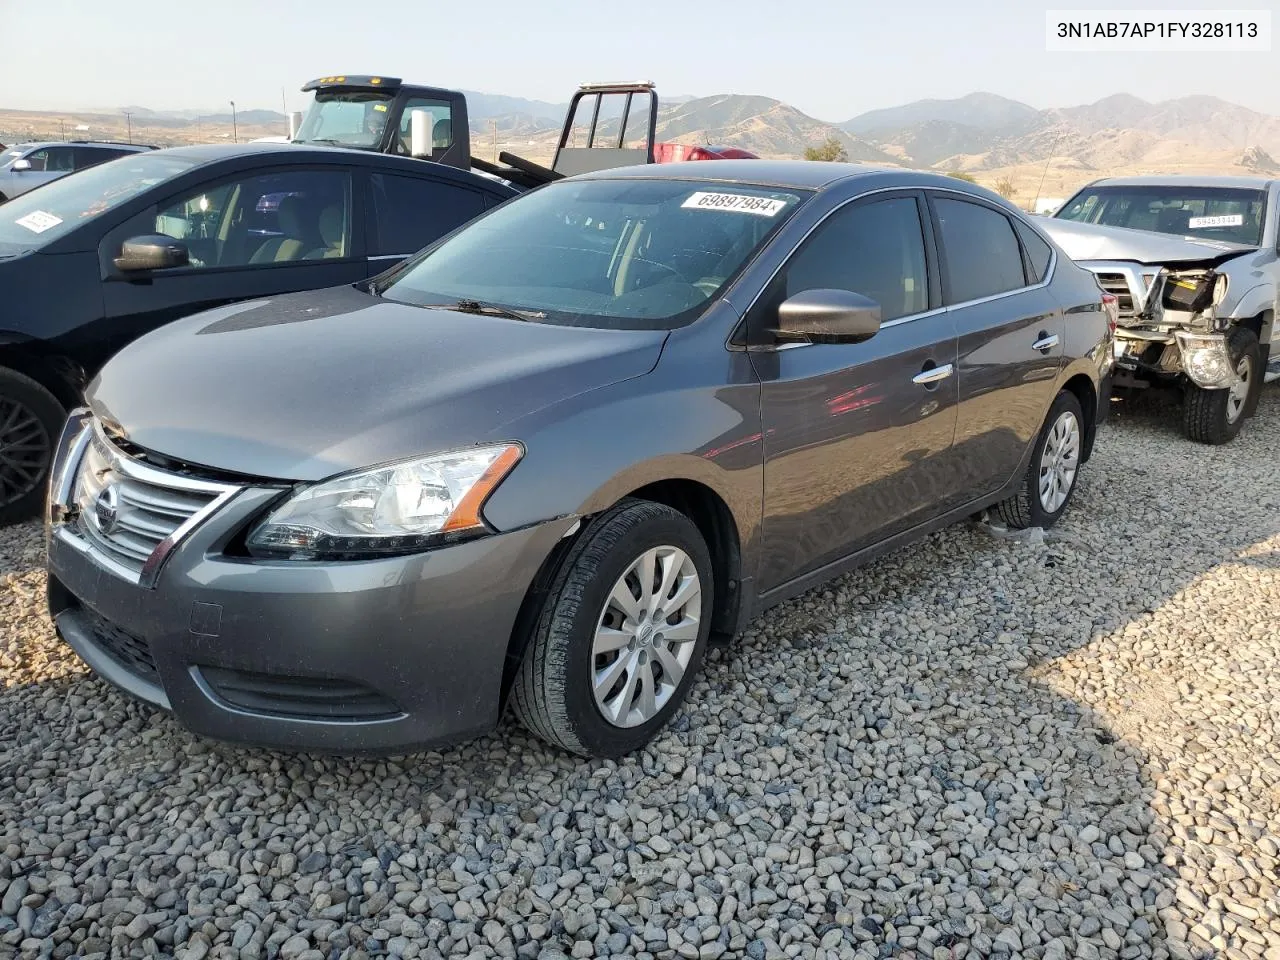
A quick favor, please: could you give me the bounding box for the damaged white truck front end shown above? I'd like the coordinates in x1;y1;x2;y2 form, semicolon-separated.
1041;218;1277;444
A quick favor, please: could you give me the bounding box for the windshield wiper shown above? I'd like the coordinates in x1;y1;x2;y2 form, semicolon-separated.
428;299;546;321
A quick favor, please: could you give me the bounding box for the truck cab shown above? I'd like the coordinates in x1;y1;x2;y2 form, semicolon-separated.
292;76;471;171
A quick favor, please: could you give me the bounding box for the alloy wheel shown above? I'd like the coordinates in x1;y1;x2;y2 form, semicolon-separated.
0;397;51;509
1226;355;1251;425
591;545;702;728
1038;410;1080;514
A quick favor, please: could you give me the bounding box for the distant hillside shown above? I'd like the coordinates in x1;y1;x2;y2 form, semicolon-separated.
843;92;1042;137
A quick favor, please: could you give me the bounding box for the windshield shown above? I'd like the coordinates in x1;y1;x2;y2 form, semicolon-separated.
1055;184;1267;246
0;152;197;252
295;91;393;148
376;178;809;329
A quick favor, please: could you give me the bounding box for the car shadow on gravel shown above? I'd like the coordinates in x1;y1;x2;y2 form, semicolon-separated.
0;392;1278;958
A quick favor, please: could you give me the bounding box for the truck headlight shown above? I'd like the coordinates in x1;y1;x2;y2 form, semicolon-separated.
1175;332;1235;389
247;444;522;560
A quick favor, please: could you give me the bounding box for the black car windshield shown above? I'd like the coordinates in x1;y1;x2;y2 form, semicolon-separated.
0;152;197;252
294;91;393;148
376;178;809;328
1055;184;1267;246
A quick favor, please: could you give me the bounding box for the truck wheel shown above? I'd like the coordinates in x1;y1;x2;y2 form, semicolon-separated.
993;389;1085;530
0;367;66;525
511;499;713;758
1183;326;1262;445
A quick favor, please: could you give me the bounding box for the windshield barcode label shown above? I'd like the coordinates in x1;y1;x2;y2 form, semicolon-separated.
682;192;786;216
1187;214;1244;229
14;210;63;233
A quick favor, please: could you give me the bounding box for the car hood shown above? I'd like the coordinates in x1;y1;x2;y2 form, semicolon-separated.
88;286;668;481
1042;218;1255;267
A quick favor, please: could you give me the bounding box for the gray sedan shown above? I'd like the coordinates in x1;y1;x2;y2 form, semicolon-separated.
46;161;1114;758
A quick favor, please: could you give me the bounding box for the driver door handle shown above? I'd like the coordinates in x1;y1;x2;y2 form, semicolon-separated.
1032;333;1060;353
912;363;954;385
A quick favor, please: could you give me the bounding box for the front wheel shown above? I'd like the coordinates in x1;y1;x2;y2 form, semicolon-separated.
0;367;66;526
1183;326;1262;445
993;389;1086;530
511;499;713;758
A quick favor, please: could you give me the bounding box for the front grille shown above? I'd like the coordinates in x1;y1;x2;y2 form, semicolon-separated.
1095;272;1138;322
81;608;159;684
64;425;236;583
199;666;402;721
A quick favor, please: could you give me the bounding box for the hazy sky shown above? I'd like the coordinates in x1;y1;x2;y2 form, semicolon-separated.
1;0;1276;119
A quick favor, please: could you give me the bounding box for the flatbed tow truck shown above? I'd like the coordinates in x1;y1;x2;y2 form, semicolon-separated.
288;76;757;189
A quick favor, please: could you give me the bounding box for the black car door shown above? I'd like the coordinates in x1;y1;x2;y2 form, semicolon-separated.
362;170;495;277
750;191;959;593
98;164;366;358
928;192;1065;499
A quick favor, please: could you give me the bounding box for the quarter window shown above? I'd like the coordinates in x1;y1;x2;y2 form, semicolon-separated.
934;197;1027;303
154;169;350;269
1015;221;1053;283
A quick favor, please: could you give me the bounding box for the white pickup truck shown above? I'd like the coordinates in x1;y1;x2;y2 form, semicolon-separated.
1042;175;1278;444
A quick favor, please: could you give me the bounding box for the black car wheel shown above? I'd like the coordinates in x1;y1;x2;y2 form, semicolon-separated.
993;389;1085;530
1183;327;1262;445
0;368;66;525
511;498;713;758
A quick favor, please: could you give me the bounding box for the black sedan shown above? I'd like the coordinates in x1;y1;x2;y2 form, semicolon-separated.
0;143;516;522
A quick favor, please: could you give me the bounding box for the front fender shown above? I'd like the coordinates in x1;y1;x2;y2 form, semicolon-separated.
1221;280;1277;333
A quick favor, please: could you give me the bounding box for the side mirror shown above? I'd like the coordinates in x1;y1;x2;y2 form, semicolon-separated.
775;289;882;343
114;235;190;272
409;109;433;158
10;158;31;172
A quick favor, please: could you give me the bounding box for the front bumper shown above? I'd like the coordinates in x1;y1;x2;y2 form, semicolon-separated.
47;475;571;754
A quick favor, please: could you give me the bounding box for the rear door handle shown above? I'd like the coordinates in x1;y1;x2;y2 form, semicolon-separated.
912;363;954;385
1032;333;1060;352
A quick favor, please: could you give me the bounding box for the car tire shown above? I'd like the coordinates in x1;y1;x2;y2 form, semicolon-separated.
993;389;1086;530
0;367;66;526
511;498;713;758
1183;326;1262;445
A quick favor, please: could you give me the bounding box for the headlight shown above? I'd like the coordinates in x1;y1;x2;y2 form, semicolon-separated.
247;444;522;560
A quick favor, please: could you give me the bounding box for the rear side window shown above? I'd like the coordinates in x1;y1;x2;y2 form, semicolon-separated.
370;173;487;256
1015;221;1053;283
934;197;1027;303
73;147;124;170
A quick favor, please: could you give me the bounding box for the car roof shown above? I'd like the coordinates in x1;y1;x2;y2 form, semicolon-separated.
9;141;150;150
570;159;1017;201
1091;174;1275;190
139;142;517;192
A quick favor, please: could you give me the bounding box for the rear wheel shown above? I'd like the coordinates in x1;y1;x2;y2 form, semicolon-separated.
993;389;1085;530
1183;326;1262;445
0;367;65;526
511;499;713;758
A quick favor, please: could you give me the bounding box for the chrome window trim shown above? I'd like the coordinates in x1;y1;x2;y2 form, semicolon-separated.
368;254;410;261
734;184;1059;353
52;419;243;589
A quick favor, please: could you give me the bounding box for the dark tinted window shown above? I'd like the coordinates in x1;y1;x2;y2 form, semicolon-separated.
370;173;487;256
934;198;1026;303
73;147;127;169
1016;221;1053;282
775;196;930;322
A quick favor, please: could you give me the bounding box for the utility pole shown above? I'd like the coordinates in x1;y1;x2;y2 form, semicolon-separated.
230;101;238;143
491;119;498;162
123;111;133;144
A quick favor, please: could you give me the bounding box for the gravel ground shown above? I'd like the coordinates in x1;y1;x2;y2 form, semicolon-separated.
1;387;1279;960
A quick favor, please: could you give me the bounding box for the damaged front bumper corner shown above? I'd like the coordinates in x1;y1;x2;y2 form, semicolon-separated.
1174;331;1235;389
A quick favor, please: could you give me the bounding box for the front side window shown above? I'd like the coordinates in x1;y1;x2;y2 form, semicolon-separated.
1056;185;1267;246
26;147;75;173
392;98;454;156
934;197;1027;303
0;151;196;253
767;196;930;325
153;169;350;268
376;178;808;329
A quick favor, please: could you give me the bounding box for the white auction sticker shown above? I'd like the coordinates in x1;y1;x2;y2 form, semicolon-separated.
14;210;63;234
1187;213;1244;229
682;192;786;216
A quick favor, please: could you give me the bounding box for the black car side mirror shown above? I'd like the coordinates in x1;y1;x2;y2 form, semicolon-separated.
775;289;882;344
114;235;190;272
